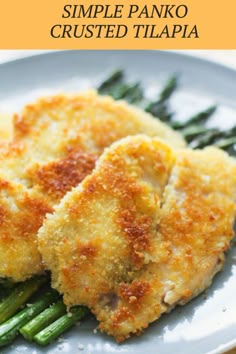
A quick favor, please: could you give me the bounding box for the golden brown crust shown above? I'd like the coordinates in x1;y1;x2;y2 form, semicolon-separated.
0;180;53;280
119;280;151;305
0;91;185;281
38;136;236;342
17;91;184;205
38;136;175;340
33;149;97;199
13;92;185;151
118;209;152;268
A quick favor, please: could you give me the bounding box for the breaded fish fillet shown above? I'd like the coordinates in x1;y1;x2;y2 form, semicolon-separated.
38;135;236;342
0;92;185;281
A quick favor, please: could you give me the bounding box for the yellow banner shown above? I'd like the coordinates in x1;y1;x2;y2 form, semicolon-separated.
0;0;235;49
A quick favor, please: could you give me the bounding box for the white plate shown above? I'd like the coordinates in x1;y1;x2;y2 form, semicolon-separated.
1;50;236;354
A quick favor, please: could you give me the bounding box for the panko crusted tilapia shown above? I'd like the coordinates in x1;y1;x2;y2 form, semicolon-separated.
0;91;185;281
38;135;236;342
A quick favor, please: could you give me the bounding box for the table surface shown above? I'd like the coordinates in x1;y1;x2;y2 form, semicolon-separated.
0;49;235;354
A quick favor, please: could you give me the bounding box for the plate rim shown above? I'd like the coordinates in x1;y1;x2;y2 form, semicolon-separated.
0;49;236;76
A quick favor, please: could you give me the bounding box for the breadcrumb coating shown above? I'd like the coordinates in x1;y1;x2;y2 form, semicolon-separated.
0;92;185;281
38;135;236;342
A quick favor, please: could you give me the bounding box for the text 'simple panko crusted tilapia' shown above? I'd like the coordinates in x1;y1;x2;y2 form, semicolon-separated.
0;91;185;281
38;135;236;342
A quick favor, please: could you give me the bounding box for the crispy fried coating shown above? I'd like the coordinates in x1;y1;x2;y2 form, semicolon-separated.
0;142;53;281
14;90;185;203
0;92;185;281
38;135;236;342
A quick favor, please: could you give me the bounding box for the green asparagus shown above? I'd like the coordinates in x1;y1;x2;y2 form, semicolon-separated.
98;70;124;95
190;128;223;148
20;300;66;341
34;306;89;346
158;75;178;103
181;125;210;142
214;136;236;149
0;288;59;347
0;276;47;325
171;105;217;130
145;75;178;122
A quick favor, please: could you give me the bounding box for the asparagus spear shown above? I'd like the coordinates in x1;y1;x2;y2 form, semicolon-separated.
145;101;173;122
20;299;66;341
223;126;236;138
189;126;236;150
158;75;178;103
98;70;144;103
171;105;217;130
0;288;58;347
99;71;178;121
181;125;210;142
121;83;143;103
97;70;124;95
145;76;177;122
0;276;47;325
34;306;89;346
108;83;136;100
214;136;236;149
190;128;223;148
